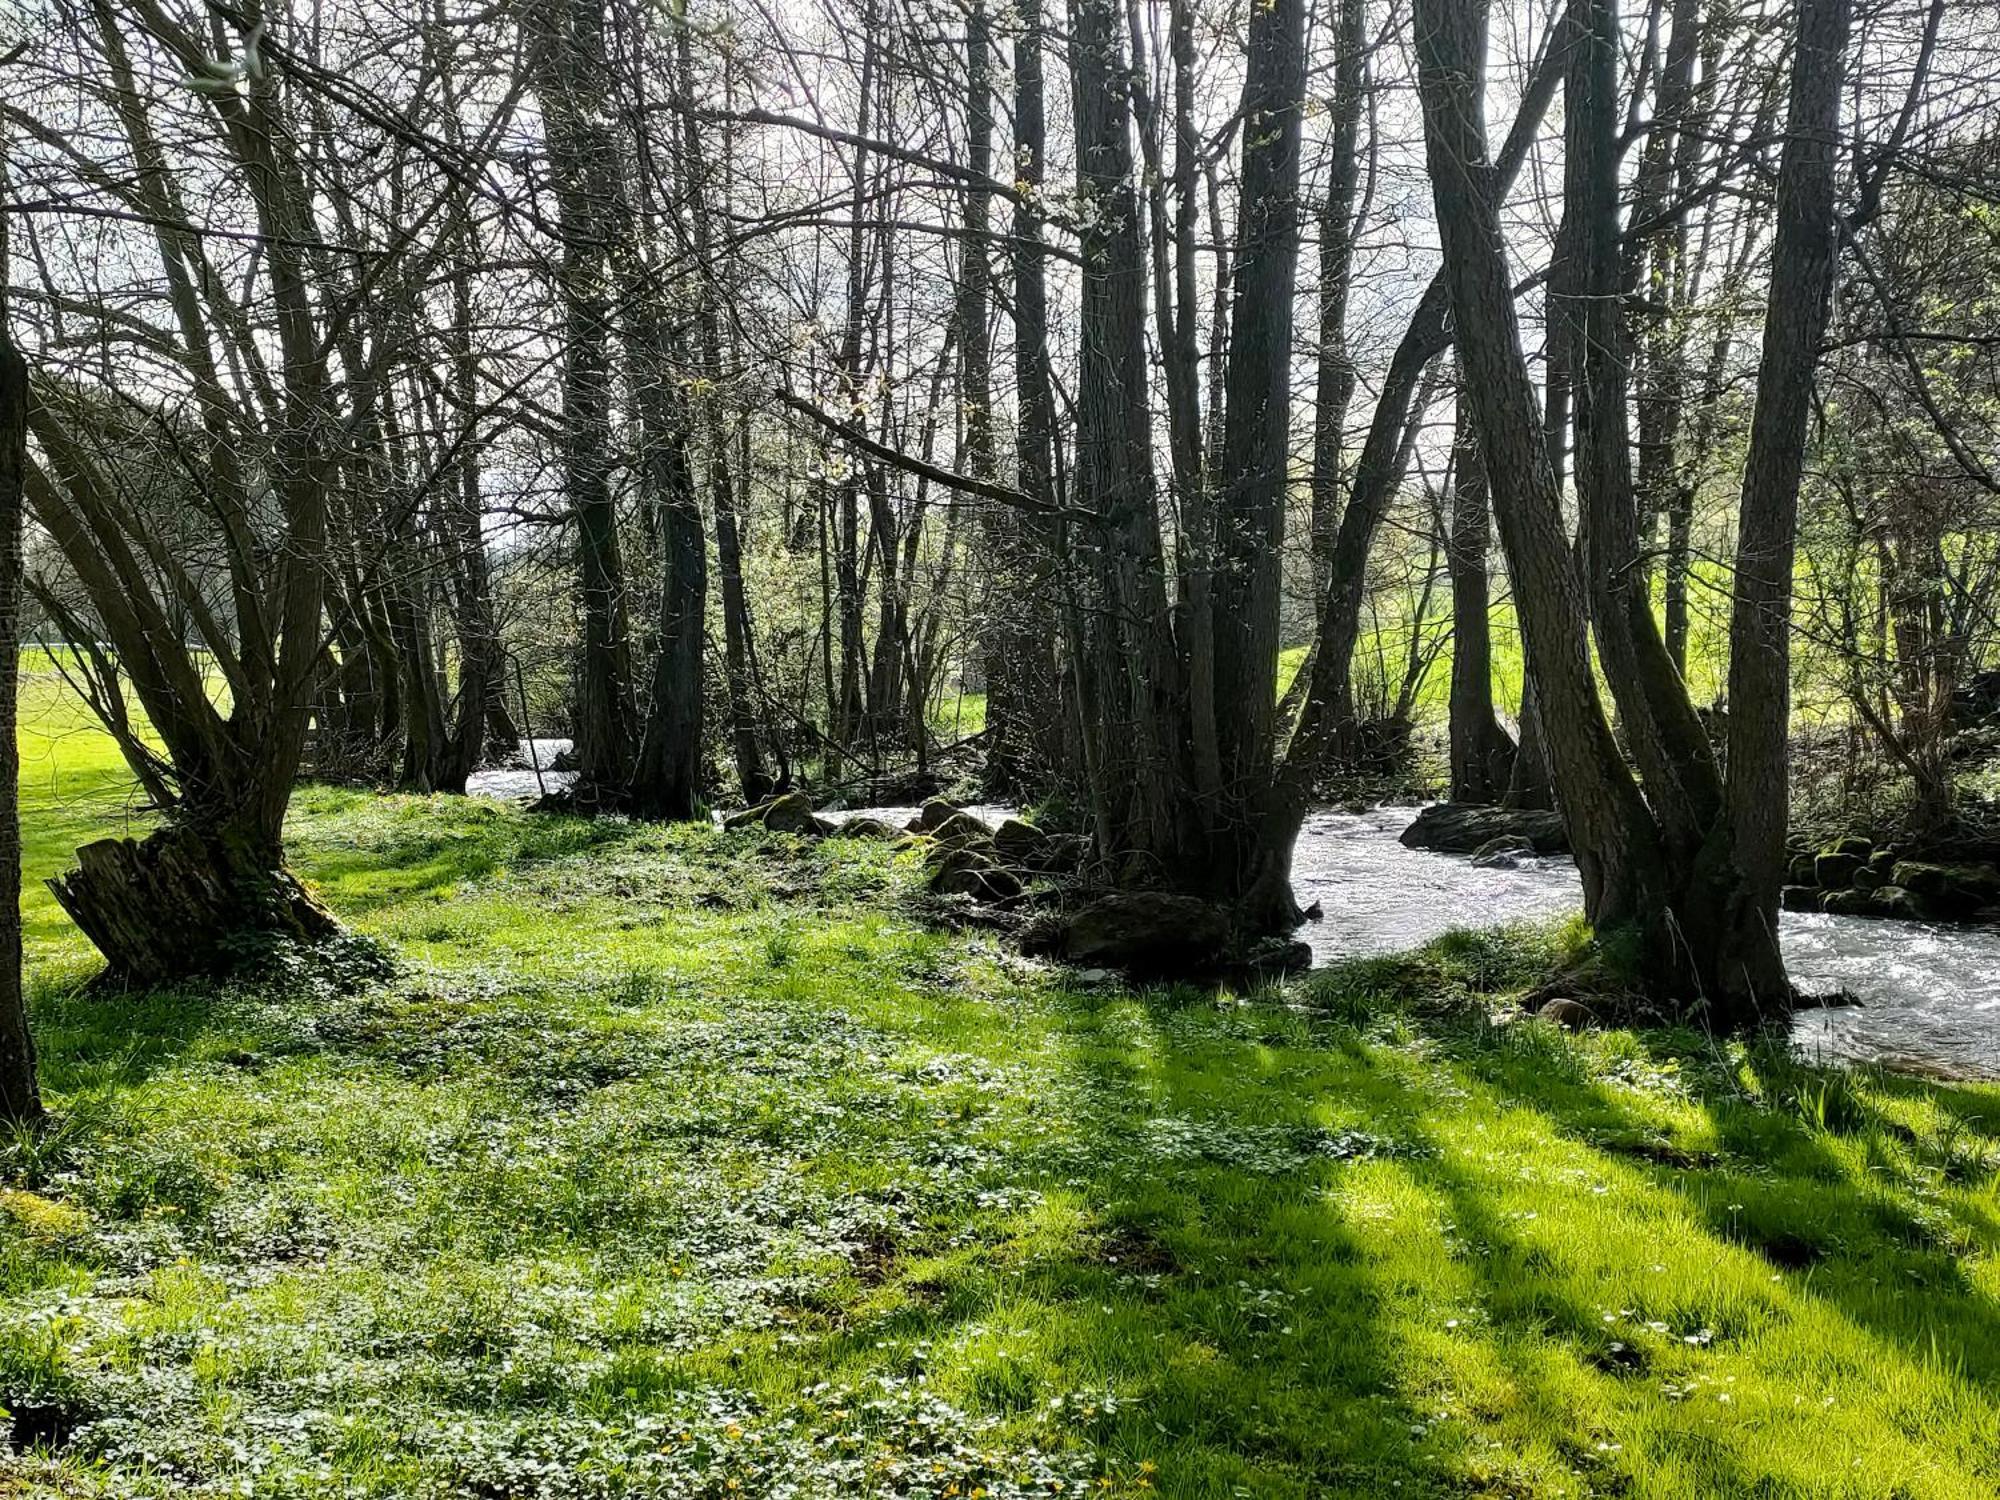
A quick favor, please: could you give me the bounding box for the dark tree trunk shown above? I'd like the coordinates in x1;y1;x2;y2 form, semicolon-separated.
1205;0;1310;922
1415;0;1669;940
1446;398;1516;802
532;0;638;800
1704;0;1849;1017
629;384;708;820
1419;0;1844;1021
0;318;41;1123
679;40;771;805
1068;0;1182;863
1287;40;1561;767
441;267;510;794
992;0;1070;793
1506;677;1556;811
1308;0;1369;598
27;2;337;985
49;821;337;986
1055;0;1309;937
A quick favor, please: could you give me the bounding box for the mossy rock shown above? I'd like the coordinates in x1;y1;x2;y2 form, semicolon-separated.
826;815;902;841
928;811;995;850
1871;885;1930;921
1057;892;1233;972
1780;884;1820;913
1888;861;2000;916
910;798;967;834
992;817;1050;861
723;792;824;835
1814;851;1863;890
1826;835;1873;861
926;847;1021;901
1788;854;1819;887
1851;865;1884;893
1821;884;1933;922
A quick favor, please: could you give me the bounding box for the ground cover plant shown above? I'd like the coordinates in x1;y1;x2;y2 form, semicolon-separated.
4;678;2000;1498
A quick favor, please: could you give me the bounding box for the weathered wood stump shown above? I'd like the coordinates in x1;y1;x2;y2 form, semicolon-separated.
47;824;338;985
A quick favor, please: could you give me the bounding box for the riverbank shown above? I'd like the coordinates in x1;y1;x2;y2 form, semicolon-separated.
7;760;2000;1495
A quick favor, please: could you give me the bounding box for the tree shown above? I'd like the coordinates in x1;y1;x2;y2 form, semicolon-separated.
21;0;343;983
1414;0;1850;1020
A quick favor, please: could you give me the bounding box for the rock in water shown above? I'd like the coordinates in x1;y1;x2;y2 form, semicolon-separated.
1889;861;2000;918
1470;835;1537;869
1401;803;1569;856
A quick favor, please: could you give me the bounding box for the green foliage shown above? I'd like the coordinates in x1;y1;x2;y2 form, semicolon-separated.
6;695;2000;1496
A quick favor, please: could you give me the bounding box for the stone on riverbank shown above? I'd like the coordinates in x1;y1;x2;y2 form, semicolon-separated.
1055;892;1234;972
723;792;832;836
1889;861;2000;919
824;815;903;841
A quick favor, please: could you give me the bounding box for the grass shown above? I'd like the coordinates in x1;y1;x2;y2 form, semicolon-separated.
4;677;2000;1496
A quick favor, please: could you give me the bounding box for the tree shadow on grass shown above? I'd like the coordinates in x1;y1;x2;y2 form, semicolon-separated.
1460;1018;2000;1393
786;978;1452;1497
1106;964;2000;1495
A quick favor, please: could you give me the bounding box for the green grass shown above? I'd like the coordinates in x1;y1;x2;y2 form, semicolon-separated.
5;682;2000;1496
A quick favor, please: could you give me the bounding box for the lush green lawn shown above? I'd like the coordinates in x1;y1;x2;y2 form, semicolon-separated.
5;679;2000;1497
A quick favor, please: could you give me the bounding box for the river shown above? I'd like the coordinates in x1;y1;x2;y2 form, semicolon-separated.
1288;806;2000;1080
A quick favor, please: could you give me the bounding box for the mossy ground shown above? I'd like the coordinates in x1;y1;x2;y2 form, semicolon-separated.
5;670;2000;1497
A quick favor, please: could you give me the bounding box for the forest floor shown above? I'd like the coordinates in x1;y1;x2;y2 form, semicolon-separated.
5;670;2000;1498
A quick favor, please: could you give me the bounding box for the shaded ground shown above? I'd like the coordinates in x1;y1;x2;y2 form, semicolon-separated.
4;685;2000;1496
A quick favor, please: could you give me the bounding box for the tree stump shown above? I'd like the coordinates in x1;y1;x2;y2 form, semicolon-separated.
47;824;338;986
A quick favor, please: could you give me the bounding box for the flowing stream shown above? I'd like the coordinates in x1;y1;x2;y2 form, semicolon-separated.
463;754;2000;1079
1287;806;2000;1080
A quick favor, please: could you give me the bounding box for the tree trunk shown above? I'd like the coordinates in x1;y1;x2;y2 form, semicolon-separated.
1415;0;1669;940
26;1;337;985
0;316;41;1122
993;0;1070;792
1446;398;1516;802
1207;0;1308;895
1704;0;1849;1019
48;818;337;987
1308;0;1369;599
629;395;708;820
441;266;509;794
531;0;637;800
1287;40;1561;768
